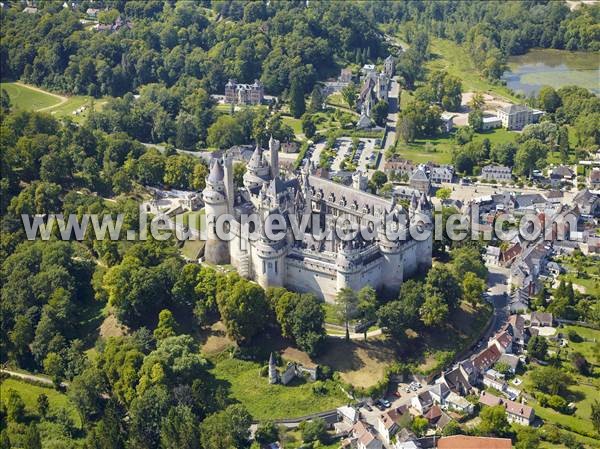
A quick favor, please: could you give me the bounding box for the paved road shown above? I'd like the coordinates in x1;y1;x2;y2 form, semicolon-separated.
379;76;400;171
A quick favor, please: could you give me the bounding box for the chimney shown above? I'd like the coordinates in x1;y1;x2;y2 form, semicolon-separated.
269;136;280;178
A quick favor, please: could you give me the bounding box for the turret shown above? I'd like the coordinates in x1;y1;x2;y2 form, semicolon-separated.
352;170;368;191
244;144;271;190
268;352;278;384
202;159;230;265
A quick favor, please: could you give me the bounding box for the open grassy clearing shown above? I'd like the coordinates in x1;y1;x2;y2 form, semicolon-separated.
283;429;340;449
282;115;303;135
1;82;109;122
0;378;82;428
209;356;347;420
426;39;520;102
392;128;518;165
1;82;63;110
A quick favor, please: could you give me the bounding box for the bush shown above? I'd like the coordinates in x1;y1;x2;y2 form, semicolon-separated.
311;381;327;396
259;365;269;377
567;329;582;343
317;365;333;380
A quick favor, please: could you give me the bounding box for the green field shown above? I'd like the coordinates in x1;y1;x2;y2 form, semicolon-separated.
282;115;303;135
393;128;518;165
209;357;346;420
1;81;109;122
1;82;63;111
0;378;81;427
426;39;520;102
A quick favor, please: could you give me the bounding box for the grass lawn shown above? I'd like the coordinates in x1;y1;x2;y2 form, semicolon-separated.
1;82;62;110
1;82;110;122
0;378;82;428
562;325;600;363
393;128;517;165
181;208;205;231
557;255;600;297
209;357;347;420
283;429;340;449
426;39;520;102
282;115;303;135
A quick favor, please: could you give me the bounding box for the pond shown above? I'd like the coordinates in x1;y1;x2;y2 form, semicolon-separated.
502;49;600;96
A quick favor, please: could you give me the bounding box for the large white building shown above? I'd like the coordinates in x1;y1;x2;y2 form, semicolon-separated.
202;137;433;302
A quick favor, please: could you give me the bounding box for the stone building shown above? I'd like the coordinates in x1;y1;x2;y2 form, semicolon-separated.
202;135;433;302
224;79;264;105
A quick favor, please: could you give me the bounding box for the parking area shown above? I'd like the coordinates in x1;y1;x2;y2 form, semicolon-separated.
358;380;429;426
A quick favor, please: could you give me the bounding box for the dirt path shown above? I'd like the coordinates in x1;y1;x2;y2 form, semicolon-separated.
14;81;69;112
1;368;69;388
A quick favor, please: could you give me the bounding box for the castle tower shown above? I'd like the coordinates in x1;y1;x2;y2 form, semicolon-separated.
335;241;362;292
378;207;406;294
253;207;288;289
244;144;271;190
268;352;278;384
202;159;230;265
415;193;433;271
269;136;280;179
352;170;368;191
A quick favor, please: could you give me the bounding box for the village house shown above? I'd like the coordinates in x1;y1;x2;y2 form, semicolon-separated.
530;311;553;327
488;330;513;354
376;406;410;444
437;435;512;449
423;405;453;431
498;353;521;374
479;391;535;425
440;112;456;133
409;165;431;194
481;165;512;182
411;391;434;415
573;188;600;216
472;344;502;374
428;382;450;406
485;246;501;266
391;429;420;449
445;391;474;414
550;165;574;187
351;421;383;449
589;168;600;189
430;165;454;184
383;157;416;178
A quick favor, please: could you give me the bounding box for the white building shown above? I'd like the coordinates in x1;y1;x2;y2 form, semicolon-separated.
481;165;512;182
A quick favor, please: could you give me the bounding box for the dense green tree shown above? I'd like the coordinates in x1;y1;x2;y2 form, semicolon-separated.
153;309;177;341
217;280;270;344
160;405;200;449
128;386;171;449
478;405;510;437
462;272;486;307
200;404;252;449
538;86;561;113
591;400;600;434
515;139;548;177
420;295;449;327
341;83;358;109
207;115;244;149
528;335;548;360
425;265;462;311
299;418;327;443
68;367;107;424
36;394;49;419
289;78;306;119
530;366;573;395
372;100;389;127
23;424;41;449
301;114;316;138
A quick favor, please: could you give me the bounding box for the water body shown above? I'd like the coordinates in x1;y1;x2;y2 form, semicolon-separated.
502;49;600;96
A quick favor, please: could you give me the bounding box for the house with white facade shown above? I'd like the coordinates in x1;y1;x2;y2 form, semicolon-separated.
481;165;512;182
479;391;535;425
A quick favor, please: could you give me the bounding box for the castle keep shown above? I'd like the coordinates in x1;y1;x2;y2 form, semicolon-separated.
202;137;433;302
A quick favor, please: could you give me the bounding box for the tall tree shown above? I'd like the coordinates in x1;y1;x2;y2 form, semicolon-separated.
289;79;306;119
335;288;358;341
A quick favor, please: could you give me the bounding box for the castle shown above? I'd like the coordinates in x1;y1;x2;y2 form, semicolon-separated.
224;79;264;105
202;137;433;302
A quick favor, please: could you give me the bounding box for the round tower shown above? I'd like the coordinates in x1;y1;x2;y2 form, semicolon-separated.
202;159;230;265
253;208;288;289
336;241;362;292
244;144;271;190
378;207;406;295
